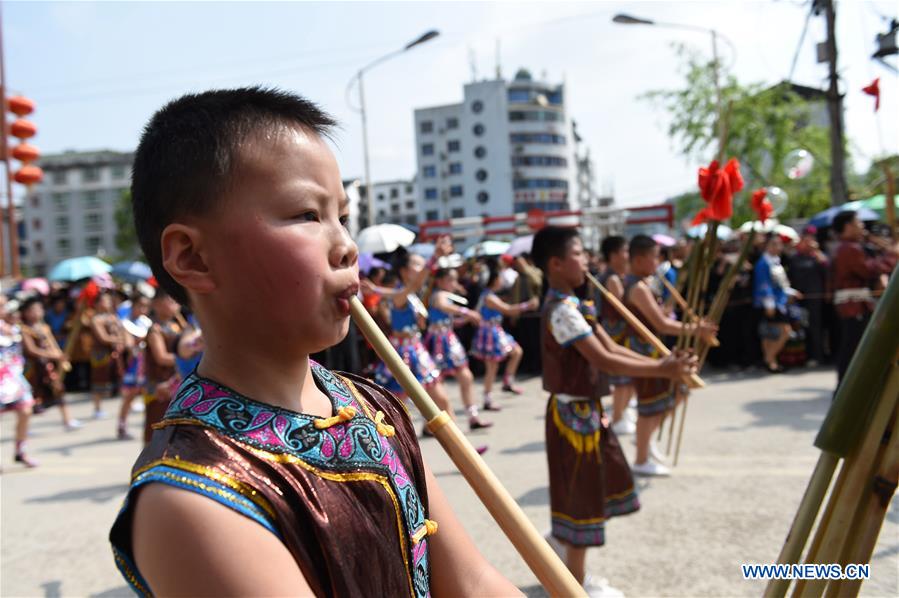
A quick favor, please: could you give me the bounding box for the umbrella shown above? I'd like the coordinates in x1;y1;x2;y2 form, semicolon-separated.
652;233;676;247
359;253;390;274
21;278;50;296
111;260;152;282
406;242;436;258
738;220;799;243
848;194;899;218
686;223;732;240
807;205;880;229
355;224;416;254
463;240;511;258
507;235;534;257
48;256;112;282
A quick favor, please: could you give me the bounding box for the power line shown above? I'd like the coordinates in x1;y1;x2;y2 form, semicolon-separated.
788;1;815;82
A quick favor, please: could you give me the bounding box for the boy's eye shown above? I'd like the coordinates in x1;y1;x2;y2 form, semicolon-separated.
296;211;319;222
339;215;350;228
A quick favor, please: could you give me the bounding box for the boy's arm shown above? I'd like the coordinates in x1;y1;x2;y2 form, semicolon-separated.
606;274;624;300
593;322;654;363
133;483;314;596
484;293;539;317
424;463;523;597
573;333;689;380
629;282;716;342
146;328;176;368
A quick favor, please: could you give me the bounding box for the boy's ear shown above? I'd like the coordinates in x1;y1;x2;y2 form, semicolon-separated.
160;223;216;296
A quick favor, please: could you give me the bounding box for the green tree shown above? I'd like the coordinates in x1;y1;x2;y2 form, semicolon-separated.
114;188;142;260
643;45;834;223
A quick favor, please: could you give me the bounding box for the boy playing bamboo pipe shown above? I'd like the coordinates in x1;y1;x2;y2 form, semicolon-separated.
621;235;717;477
109;87;519;597
531;227;696;597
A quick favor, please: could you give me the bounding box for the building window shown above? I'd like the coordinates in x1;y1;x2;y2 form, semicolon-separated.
84;212;103;232
448;162;462;175
509;110;563;122
405;201;416;210
451;208;465;218
447;140;460;153
450;185;463;197
52;193;68;211
86;236;103;254
512;178;569;190
446;117;459;129
83;190;102;209
405;184;413;194
424;188;438;200
31;218;41;231
111;164;128;179
405;215;418;225
390;205;400;214
425;210;439;221
422;143;435;156
420;120;434;134
378;209;386;217
51;170;67;185
423;165;436;178
377;193;385;201
474;146;487;159
83;166;101;182
471;100;483;114
29;195;40;208
55;216;69;233
510;133;567;144
508;89;531;103
477;191;489;204
57;238;71;255
511;155;568;167
473;123;485;136
476;169;488;182
390;188;399;199
34;240;44;253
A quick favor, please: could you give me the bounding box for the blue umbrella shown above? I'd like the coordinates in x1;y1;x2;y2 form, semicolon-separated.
807;205;879;229
111;260;153;282
48;256;112;282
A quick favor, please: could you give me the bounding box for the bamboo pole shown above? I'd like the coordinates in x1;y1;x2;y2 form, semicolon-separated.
659;275;720;348
585;271;704;389
349;297;585;598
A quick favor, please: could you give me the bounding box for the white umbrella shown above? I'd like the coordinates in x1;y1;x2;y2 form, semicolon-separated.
355;224;416;254
738;220;799;243
463;240;511;258
507;235;534;257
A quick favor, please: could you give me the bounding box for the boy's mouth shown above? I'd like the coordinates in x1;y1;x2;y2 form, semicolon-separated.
335;283;360;317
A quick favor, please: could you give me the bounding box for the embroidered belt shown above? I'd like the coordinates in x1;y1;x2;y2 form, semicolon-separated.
834;288;874;304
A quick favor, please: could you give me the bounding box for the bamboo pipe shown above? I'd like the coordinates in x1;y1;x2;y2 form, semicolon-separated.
658;275;720;348
348;296;585;598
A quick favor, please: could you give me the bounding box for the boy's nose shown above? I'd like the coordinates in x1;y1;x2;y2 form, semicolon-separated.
331;227;358;270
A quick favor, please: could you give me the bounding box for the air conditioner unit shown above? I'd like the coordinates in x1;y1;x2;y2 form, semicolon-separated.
439;153;447;161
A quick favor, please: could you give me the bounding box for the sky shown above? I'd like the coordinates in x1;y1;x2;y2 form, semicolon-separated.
4;0;898;208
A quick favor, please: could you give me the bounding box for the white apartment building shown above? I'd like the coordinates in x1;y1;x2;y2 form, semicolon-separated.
371;179;419;227
413;69;579;224
22;150;133;275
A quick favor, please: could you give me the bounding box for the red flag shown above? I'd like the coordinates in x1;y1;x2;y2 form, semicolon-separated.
694;158;744;223
751;188;774;223
862;78;880;112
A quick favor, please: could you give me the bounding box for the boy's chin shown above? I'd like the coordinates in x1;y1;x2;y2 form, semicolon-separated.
310;320;351;354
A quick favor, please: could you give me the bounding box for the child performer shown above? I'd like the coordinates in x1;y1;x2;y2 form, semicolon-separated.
117;294;152;440
19;297;80;431
531;227;695;596
424;267;492;430
1;296;38;467
622;235;717;477
141;289;182;443
470;263;539;411
109;87;517;597
90;292;130;419
599;235;636;436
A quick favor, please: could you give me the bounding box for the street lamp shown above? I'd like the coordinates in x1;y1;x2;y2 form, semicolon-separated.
612;14;735;159
347;30;440;229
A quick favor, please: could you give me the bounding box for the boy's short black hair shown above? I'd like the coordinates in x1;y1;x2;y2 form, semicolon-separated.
629;234;658;259
531;226;581;273
132;86;337;305
600;235;626;261
832;210;857;235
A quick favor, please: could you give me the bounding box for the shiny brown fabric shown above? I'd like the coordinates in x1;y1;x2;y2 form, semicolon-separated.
110;369;430;598
833;240;892;318
143;320;179;389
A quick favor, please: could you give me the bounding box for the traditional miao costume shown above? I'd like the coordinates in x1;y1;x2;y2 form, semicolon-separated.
621;274;676;417
423;290;468;376
374;297;440;395
542;289;639;546
21;323;66;409
109;361;435;597
470;291;518;362
91;314;125;395
1;324;34;414
597;270;632;388
142;320;182;443
121;316;151;395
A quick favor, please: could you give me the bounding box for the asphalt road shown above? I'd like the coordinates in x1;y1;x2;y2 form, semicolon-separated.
1;366;897;597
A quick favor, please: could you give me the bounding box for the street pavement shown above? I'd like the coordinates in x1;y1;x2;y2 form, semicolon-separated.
1;366;897;597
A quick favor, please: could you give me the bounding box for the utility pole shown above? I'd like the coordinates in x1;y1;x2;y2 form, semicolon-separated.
820;0;849;206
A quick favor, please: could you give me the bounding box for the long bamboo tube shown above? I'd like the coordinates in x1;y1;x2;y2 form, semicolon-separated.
585;272;705;389
659;275;720;348
349;297;585;598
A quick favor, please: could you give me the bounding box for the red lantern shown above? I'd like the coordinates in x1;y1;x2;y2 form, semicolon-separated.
14;165;43;185
7;96;35;117
10;118;37;139
11;142;40;163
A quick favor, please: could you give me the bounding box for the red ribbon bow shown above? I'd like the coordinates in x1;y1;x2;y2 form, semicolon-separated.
751;188;774;223
692;158;744;225
862;78;880;112
78;280;100;308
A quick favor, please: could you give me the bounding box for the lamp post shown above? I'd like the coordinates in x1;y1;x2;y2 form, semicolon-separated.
613;14;735;160
348;30;439;229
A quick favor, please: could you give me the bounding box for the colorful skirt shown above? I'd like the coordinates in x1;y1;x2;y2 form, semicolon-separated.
546;396;640;547
122;352;146;390
423;325;468;375
0;364;34;413
90;348;119;392
374;334;441;395
470;323;517;362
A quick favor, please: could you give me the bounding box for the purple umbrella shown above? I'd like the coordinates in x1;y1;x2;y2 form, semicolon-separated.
359;253;390;274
